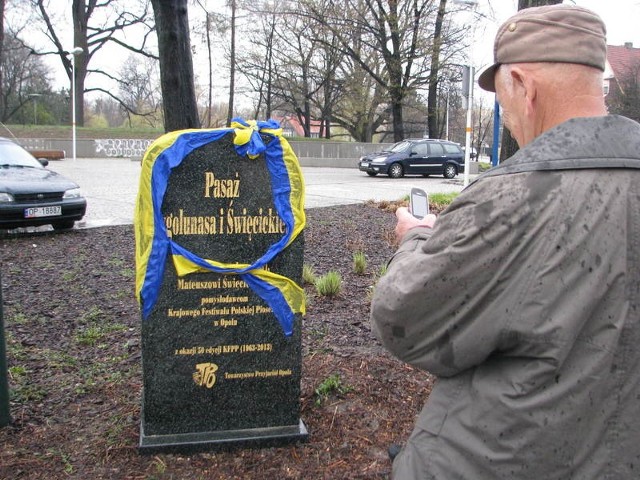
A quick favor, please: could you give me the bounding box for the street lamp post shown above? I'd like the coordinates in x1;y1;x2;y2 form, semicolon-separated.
68;47;83;161
28;93;42;125
453;0;479;187
463;66;474;187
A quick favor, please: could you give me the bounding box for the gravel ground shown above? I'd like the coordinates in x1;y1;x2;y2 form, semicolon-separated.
0;202;436;480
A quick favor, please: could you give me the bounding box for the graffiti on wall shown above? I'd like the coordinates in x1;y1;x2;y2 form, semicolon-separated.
95;139;153;158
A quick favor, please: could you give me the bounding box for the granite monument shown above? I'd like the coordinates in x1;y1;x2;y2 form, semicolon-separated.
134;119;307;453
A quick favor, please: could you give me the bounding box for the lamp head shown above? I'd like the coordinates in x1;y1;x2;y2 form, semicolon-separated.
69;47;84;56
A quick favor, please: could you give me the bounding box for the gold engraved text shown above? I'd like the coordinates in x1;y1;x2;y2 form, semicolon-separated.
204;172;240;198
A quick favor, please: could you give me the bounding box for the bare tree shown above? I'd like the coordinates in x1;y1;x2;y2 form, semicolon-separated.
118;54;162;128
426;0;447;138
301;0;438;141
194;0;215;127
266;12;324;137
329;39;391;142
473;95;493;160
92;96;126;127
151;0;200;131
313;31;341;139
0;31;53;123
245;6;278;120
236;2;288;121
194;0;243;126
28;0;155;127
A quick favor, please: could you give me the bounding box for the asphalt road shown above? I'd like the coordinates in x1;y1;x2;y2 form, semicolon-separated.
46;157;470;230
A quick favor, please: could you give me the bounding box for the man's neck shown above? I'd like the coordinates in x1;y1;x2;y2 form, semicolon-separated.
536;93;608;140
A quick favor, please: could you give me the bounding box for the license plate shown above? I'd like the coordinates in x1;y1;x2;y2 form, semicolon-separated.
361;162;369;167
24;206;62;218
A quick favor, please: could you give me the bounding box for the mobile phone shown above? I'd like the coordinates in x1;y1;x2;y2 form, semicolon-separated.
410;187;429;219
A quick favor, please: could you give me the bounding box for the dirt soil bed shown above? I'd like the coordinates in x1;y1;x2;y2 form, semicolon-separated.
0;203;436;480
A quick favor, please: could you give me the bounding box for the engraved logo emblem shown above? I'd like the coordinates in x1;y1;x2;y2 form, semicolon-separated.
193;362;218;389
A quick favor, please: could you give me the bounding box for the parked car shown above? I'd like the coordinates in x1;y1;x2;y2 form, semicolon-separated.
358;138;465;179
0;137;87;230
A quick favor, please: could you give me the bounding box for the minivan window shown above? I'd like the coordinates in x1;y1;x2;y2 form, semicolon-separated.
429;143;444;156
443;144;462;154
412;144;429;156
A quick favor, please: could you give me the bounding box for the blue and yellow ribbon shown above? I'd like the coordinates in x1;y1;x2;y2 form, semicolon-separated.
134;118;306;336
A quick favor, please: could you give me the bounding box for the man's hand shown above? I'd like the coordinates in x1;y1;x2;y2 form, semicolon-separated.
395;207;436;242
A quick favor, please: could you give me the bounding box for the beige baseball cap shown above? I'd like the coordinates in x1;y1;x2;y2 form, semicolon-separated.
478;4;607;92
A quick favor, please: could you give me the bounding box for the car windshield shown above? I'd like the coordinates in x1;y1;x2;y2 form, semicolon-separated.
389;141;412;153
0;142;45;168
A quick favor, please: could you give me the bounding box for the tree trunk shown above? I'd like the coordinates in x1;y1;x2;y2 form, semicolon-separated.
151;0;200;132
499;0;563;162
71;0;88;128
0;0;4;117
389;69;404;141
519;0;562;8
205;11;212;128
427;0;447;138
265;24;273;118
226;0;236;126
387;1;404;142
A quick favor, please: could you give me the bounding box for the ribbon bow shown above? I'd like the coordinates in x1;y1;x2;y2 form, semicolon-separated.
231;118;283;159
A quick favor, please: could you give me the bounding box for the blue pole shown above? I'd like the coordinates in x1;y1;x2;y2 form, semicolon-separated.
0;271;10;427
492;99;500;167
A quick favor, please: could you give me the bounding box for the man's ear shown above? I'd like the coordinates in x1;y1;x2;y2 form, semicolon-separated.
510;66;537;113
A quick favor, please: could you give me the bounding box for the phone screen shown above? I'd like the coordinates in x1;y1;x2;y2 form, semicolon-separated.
410;188;429;219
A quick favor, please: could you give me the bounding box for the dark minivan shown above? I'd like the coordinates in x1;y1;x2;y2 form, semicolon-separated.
358;138;464;179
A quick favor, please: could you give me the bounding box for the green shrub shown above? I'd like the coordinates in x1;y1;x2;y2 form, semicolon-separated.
314;271;342;297
315;373;353;405
478;161;492;173
302;264;317;285
367;264;389;301
352;251;367;275
75;326;102;346
429;192;459;211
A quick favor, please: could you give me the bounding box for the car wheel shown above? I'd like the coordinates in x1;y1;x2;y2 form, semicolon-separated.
52;220;75;231
443;164;457;179
388;163;404;178
366;172;378;177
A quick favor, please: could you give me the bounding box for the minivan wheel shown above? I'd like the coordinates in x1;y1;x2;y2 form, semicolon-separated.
388;163;404;178
366;171;378;177
443;164;457;179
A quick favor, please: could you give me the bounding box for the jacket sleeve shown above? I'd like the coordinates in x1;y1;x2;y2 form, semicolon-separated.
371;174;555;377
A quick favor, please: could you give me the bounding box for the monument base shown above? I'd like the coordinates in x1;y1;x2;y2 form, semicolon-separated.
139;418;308;454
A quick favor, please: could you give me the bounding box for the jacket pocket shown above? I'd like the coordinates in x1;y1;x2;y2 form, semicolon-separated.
415;376;466;435
416;406;447;435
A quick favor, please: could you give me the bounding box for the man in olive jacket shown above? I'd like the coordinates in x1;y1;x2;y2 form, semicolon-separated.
371;5;640;479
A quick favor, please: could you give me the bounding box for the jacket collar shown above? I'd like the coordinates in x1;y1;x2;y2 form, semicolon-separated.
480;115;640;179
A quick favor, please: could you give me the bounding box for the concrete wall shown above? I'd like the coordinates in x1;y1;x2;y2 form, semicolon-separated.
290;141;393;168
20;137;481;173
19;137;394;168
19;138;149;159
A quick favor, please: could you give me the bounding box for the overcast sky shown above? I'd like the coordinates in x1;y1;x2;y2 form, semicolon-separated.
471;0;640;73
13;0;640;104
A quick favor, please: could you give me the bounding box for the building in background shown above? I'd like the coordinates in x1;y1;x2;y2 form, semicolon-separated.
604;42;640;121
